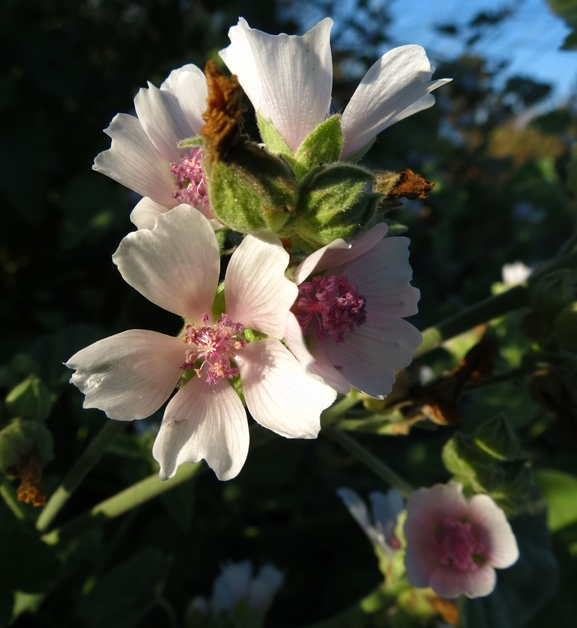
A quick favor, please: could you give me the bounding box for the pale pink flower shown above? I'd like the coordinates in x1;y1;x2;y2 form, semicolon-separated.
285;224;422;399
66;205;336;481
404;482;519;599
219;18;451;158
93;64;218;229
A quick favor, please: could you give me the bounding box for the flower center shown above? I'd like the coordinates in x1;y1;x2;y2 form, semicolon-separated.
182;313;246;384
170;147;210;209
434;518;486;570
295;275;367;344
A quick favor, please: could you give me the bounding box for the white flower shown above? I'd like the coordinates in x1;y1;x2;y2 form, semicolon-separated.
93;65;218;229
189;560;284;621
501;261;532;287
285;224;422;399
337;487;404;556
219;18;451;158
66;205;336;481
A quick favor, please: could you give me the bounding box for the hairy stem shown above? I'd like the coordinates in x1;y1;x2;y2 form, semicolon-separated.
36;421;127;532
322;428;413;497
41;461;203;545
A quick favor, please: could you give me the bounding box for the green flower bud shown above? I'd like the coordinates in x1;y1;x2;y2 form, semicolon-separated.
5;375;52;423
203;140;297;234
291;163;381;249
442;432;503;493
530;268;577;319
0;418;54;473
554;302;577;351
474;413;523;461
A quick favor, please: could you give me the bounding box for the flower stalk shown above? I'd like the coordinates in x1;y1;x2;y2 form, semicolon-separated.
322;428;414;497
36;421;126;532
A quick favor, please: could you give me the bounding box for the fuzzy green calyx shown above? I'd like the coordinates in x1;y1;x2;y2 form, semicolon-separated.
290;162;381;249
203;140;297;234
293;115;343;178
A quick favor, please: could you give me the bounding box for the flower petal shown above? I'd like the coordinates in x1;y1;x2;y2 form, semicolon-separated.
247;565;285;612
160;64;208;136
336;487;381;547
225;233;297;338
113;205;219;321
469;495;519;569
153;376;248;481
310;318;422;398
404;482;470;588
93;113;176;207
293;223;387;284
429;563;496;599
341;45;449;159
134;81;196;163
130;197;168;230
330;237;420;320
212;561;253;612
220;18;333;152
66;330;185;420
237;339;336;438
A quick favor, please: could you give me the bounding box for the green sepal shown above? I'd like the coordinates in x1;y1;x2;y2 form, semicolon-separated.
177;136;204;149
243;329;268;342
442;432;503;494
291;163;380;248
473;413;524;461
0;417;54;472
204;140;297;234
5;375;52;423
294;115;343;178
229;375;245;406
256;114;294;163
212;283;226;318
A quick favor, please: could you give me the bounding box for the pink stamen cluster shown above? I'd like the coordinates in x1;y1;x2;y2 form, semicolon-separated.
295;275;367;343
434;518;486;571
182;313;246;384
170;147;210;209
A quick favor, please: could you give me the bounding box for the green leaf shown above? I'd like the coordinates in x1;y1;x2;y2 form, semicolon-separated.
76;547;171;628
0;418;54;471
5;375;52;423
474;414;523;461
534;469;577;532
0;521;61;593
294;115;343;177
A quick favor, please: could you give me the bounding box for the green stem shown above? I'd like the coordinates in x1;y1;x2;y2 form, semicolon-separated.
414;284;530;359
36;421;127;532
321;391;361;428
322;428;413;497
0;477;27;520
41;461;203;545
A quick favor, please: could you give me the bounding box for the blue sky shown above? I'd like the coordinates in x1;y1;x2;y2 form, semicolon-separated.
387;0;577;105
285;0;577;106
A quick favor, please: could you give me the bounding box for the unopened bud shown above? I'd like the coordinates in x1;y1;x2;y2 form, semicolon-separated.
5;375;52;423
474;413;523;461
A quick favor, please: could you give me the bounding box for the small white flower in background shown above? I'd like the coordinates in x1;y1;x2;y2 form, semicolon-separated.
404;481;519;599
501;261;532;287
188;560;284;623
219;18;451;158
337;487;404;556
66;205;336;481
93;64;219;230
285;224;422;399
